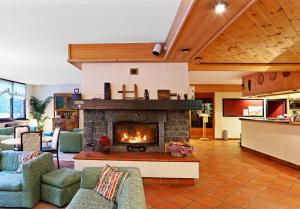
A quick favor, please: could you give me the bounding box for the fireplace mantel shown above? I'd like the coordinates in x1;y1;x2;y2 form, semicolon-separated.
73;100;201;110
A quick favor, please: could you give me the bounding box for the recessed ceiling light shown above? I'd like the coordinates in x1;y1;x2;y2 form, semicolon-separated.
214;2;227;14
181;49;190;53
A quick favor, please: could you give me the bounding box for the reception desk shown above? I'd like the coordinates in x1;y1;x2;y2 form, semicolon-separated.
241;118;300;168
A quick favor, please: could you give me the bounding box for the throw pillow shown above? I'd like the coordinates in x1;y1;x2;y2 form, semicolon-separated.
16;150;39;173
95;164;128;202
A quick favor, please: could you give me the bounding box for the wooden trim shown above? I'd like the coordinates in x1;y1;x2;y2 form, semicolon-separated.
164;0;196;58
72;100;202;110
240;118;300;126
241;146;300;171
192;84;242;92
68;43;166;69
188;63;300;72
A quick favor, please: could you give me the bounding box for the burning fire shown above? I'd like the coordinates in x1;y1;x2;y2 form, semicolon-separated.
121;131;147;143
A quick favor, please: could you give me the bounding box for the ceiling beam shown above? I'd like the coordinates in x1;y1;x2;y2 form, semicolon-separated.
164;0;196;58
68;43;165;69
189;63;300;72
165;0;258;62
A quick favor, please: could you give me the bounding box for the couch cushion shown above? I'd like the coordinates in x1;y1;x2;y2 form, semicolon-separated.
95;165;128;202
0;171;22;191
0;135;14;140
16;150;39;173
0;127;14;136
66;189;116;209
0;151;21;171
42;168;81;189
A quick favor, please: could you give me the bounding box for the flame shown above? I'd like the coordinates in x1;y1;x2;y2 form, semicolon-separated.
121;132;148;143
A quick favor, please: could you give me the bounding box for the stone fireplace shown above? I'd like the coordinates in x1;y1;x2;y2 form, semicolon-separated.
83;109;190;152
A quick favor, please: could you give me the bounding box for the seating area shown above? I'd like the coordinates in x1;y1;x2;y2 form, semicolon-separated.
0;150;147;209
2;0;300;208
0;151;53;208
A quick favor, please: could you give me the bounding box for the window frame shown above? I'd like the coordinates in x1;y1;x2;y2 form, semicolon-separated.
0;78;26;121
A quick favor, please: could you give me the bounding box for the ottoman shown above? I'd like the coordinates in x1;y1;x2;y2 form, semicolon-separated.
41;168;81;207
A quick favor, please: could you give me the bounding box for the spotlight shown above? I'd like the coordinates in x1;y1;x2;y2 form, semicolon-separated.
214;1;227;14
152;43;162;56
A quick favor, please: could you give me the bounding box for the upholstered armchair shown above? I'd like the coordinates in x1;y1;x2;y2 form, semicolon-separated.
0;151;54;208
59;129;83;153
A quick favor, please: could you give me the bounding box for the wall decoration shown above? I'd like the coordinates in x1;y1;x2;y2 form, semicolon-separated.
282;71;291;78
247;80;251;91
269;72;277;81
257;73;264;85
118;84;138;100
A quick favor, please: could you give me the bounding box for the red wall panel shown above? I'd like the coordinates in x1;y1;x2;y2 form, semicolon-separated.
267;100;286;118
223;99;264;117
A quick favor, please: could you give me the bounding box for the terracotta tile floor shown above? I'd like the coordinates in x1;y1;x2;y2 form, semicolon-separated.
29;140;300;209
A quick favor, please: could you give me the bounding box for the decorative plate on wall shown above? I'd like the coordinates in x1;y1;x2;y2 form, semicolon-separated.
257;73;264;85
282;71;291;78
248;80;251;91
269;72;277;81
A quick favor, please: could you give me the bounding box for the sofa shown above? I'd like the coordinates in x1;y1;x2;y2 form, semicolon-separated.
0;151;54;208
59;129;83;153
66;167;147;209
0;127;15;150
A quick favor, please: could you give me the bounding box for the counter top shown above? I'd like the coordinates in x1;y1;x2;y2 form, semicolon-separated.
240;117;300;126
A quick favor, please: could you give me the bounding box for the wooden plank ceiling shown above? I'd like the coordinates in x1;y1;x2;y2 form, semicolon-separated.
68;0;300;72
191;0;300;71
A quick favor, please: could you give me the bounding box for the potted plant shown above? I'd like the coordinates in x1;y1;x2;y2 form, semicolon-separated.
30;96;53;132
99;135;112;154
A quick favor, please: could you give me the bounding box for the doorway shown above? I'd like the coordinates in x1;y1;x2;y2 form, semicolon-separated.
190;93;215;139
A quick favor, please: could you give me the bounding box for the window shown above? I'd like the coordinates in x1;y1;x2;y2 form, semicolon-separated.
0;80;12;119
0;79;26;120
13;83;26;119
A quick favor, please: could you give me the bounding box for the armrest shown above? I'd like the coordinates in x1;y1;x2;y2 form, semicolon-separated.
117;168;147;209
22;152;54;208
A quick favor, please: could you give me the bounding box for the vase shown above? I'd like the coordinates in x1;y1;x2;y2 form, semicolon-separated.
104;83;111;100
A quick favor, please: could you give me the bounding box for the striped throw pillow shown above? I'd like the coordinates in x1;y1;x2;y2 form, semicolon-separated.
95;164;128;202
16;149;39;173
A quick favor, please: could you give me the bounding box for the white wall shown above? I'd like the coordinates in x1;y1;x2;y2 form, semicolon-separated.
81;63;189;99
214;92;242;139
30;84;80;131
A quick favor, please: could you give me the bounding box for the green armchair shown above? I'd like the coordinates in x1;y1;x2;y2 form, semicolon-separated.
66;167;146;209
59;129;83;153
0;127;15;150
0;151;54;208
